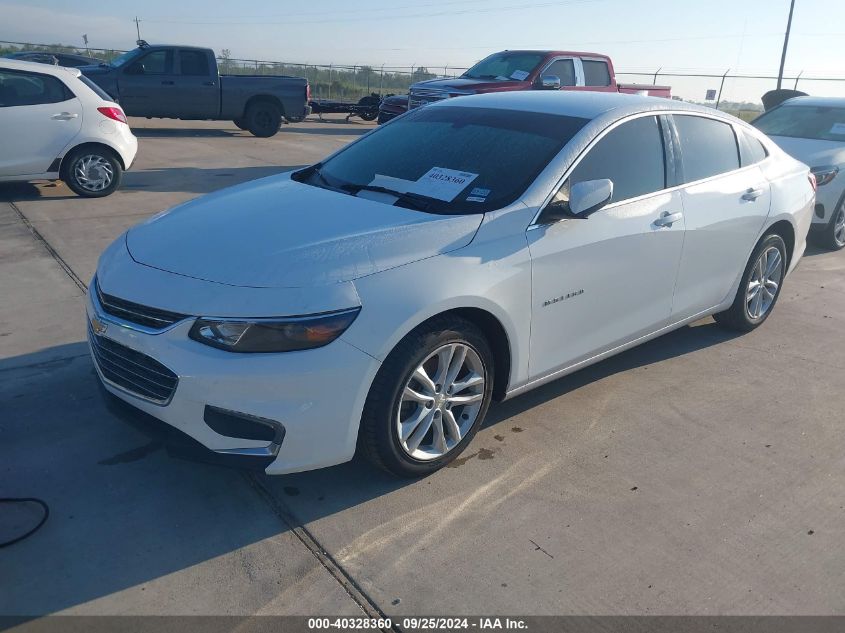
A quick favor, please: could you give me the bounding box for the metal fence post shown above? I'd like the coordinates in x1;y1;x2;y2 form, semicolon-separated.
653;67;662;85
794;70;803;91
380;64;385;94
329;64;333;100
715;68;730;109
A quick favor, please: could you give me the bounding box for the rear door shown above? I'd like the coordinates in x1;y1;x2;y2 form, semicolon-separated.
527;114;686;379
669;114;772;319
0;68;82;176
117;49;175;117
170;49;218;119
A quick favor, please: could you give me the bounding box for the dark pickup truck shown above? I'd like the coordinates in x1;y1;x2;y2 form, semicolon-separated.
81;42;310;137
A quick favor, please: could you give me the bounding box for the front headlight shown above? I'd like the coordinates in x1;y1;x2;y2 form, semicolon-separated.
189;308;360;353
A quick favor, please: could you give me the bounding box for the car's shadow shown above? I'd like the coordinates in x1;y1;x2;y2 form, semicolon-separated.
0;319;736;615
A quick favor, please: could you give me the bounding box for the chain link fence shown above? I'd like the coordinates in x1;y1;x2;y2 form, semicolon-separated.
3;40;844;118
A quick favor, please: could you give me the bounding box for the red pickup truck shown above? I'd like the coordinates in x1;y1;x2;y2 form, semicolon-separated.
405;50;670;111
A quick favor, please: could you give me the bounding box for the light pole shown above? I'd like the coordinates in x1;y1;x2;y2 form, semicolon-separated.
776;0;796;90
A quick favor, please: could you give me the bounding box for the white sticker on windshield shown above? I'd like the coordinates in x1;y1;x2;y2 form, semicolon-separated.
410;167;478;202
510;70;530;81
829;122;845;135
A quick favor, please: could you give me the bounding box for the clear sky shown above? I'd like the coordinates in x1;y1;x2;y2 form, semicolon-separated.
1;0;841;102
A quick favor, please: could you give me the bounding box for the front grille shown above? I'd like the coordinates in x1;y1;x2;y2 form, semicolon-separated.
89;324;179;404
96;280;188;330
408;89;449;109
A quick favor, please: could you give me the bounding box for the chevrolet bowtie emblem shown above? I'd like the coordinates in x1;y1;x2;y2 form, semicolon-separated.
90;316;108;335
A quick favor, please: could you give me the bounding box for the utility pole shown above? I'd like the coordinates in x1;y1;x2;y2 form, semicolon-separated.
776;0;795;90
133;16;142;42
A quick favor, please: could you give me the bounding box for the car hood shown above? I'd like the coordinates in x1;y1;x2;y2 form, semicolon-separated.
768;135;845;167
126;174;483;289
411;77;528;94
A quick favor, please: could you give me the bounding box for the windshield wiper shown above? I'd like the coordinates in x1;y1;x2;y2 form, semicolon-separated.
340;183;437;212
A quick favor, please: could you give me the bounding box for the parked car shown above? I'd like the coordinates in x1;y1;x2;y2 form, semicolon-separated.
4;50;103;68
81;41;310;137
378;93;409;124
753;96;845;250
0;58;137;197
407;50;671;111
90;91;813;477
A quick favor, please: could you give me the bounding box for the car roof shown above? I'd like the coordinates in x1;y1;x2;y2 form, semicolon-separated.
484;49;609;59
0;57;82;77
430;90;722;121
780;96;845;108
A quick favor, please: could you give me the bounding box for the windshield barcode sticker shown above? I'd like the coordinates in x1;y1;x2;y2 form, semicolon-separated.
829;123;845;135
410;167;479;201
510;70;530;81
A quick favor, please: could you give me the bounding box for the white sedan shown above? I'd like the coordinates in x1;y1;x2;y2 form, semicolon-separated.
89;91;814;477
753;96;845;250
0;58;137;197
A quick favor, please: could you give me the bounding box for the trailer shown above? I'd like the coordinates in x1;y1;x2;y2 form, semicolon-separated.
309;93;381;122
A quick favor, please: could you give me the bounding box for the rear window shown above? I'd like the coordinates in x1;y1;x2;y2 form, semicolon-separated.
79;75;112;101
753;104;845;142
179;50;210;76
583;60;611;86
300;106;589;214
674;115;740;182
738;129;768;166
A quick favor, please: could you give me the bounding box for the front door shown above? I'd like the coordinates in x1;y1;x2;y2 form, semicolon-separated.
117;49;175;117
0;68;83;176
527;114;686;379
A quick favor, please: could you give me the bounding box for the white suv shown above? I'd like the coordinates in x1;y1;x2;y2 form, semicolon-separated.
0;58;137;197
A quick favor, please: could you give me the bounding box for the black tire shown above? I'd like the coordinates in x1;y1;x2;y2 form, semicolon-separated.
714;233;787;332
233;118;248;130
810;197;845;251
245;101;282;137
358;111;378;122
359;316;495;477
61;146;123;198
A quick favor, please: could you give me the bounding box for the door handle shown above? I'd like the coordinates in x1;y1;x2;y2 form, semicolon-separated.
654;211;683;227
161;80;175;85
203;81;216;86
742;187;765;201
51;112;78;120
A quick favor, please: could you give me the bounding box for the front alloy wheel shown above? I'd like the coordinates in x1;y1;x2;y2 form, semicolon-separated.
397;343;485;461
360;316;494;477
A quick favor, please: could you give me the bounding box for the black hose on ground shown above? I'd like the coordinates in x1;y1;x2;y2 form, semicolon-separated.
0;498;49;548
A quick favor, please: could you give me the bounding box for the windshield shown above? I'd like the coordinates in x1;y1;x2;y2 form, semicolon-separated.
109;49;139;68
753;104;845;142
294;105;588;214
462;52;545;81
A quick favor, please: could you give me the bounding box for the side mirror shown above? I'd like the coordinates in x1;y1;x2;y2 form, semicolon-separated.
539;75;561;90
569;179;614;216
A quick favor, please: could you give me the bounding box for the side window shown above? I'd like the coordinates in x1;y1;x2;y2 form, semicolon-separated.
582;60;611;86
542;59;576;87
738;129;768;166
553;116;666;207
127;50;172;75
0;70;73;107
179;50;210;76
674;115;740;182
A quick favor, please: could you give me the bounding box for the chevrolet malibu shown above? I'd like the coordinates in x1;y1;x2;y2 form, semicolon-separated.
89;91;815;477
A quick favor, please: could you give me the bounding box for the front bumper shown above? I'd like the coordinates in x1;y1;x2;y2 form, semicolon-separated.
86;283;381;475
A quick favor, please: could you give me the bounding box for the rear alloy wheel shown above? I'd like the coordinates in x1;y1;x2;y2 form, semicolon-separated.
360;316;494;477
714;234;787;331
245;101;282;137
62;147;122;198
